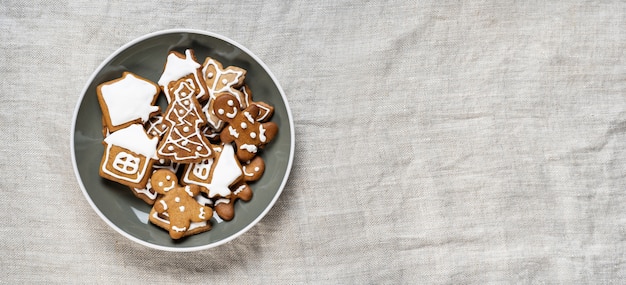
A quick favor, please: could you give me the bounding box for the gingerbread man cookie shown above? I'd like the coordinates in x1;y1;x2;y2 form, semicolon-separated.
213;156;265;221
149;169;213;239
213;93;278;161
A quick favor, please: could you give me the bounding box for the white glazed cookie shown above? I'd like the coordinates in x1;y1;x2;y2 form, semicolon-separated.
97;72;160;133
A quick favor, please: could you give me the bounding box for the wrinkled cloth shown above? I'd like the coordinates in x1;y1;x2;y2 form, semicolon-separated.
1;1;625;283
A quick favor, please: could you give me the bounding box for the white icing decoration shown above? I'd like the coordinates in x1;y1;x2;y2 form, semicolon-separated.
175;197;180;202
255;167;260;171
222;79;228;84
213;210;224;223
160;200;168;210
207;72;213;78
240;144;258;153
250;132;256;139
183;126;190;132
152;212;208;230
244;112;255;124
255;104;272;121
259;124;267;142
112;152;140;174
100;73;159;127
103;124;158;159
199;207;207;219
218;108;225;115
214;198;230;205
227;100;234;106
133;179;158;200
158;181;164;187
172;226;186;232
158;49;203;102
226;106;237;119
195;195;213;206
179;206;185;212
185;186;194;197
233;184;246;195
241;122;247;129
164;181;175;192
228;126;240;138
181;144;241;198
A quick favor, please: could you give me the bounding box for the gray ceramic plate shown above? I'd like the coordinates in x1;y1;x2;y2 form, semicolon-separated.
71;29;294;251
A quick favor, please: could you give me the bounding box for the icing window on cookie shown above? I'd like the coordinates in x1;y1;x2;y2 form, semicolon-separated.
112;152;140;174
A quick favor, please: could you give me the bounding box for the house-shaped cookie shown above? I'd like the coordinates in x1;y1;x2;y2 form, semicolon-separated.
99;124;159;189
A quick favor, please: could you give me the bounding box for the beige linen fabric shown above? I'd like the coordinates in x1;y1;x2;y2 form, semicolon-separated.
1;1;625;283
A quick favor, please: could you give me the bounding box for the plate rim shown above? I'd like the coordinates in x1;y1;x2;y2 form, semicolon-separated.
70;28;295;252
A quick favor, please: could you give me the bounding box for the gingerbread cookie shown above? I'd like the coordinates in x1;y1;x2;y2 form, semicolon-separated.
130;158;179;205
99;124;158;189
200;57;247;131
97;72;160;133
148;169;213;239
213;156;265;221
156;76;213;163
239;85;275;122
181;143;242;199
157;49;208;103
214;94;278;161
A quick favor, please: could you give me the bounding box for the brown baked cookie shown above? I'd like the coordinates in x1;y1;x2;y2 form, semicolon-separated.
213;93;278;161
200;57;247;131
148;169;213;239
156;76;213;163
213;156;265;221
157;49;208;103
97;72;160;133
99;124;158;189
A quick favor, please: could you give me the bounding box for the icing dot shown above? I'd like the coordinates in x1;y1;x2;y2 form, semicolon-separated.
181;92;187;97
207;72;213;79
250;132;257;139
222;79;228;84
241;122;247;129
184;100;190;105
178;109;185;115
254;167;260;171
197;146;203;151
218;109;225;115
162;125;167;130
183;126;190;132
166;175;171;180
175;197;180;202
158;182;164;187
179;206;185;212
227;100;234;106
159;159;165;164
181;140;188;146
168;145;174;151
152;131;157;136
